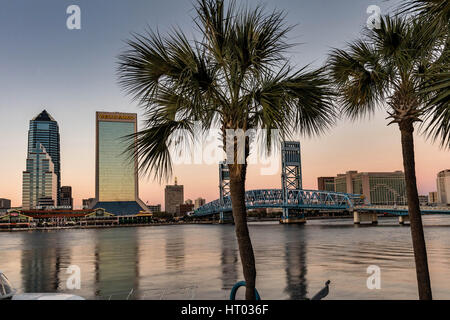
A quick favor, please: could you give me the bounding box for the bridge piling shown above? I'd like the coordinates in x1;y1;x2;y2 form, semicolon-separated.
353;211;360;224
399;215;410;225
371;213;378;225
354;211;378;225
280;218;306;224
219;211;234;224
280;208;306;224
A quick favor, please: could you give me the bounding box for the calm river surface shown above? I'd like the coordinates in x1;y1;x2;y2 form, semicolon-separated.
1;216;450;300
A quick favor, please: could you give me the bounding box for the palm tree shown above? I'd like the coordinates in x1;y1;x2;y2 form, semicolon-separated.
117;0;336;299
328;15;448;300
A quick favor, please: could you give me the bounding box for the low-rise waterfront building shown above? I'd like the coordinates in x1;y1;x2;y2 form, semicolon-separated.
0;212;33;229
0;208;119;229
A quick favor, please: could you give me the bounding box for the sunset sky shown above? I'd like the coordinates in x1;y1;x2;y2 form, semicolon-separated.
0;0;448;209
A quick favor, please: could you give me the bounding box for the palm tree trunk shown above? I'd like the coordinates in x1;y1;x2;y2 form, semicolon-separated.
399;121;432;300
229;162;257;300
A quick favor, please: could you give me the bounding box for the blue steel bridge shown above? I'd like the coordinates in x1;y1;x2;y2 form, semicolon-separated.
193;141;450;224
194;189;363;216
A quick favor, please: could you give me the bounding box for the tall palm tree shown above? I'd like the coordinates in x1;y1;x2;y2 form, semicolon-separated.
117;0;335;300
328;15;448;300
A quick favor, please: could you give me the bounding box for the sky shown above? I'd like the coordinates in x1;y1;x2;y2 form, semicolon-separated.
0;0;448;209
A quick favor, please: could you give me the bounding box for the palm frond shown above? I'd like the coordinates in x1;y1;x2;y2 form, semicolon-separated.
398;0;450;24
328;40;390;120
123;117;194;182
249;65;336;148
422;100;450;149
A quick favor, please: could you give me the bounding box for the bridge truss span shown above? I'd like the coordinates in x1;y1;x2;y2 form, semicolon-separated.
194;189;364;217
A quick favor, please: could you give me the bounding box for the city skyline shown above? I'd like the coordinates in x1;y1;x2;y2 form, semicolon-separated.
0;0;449;209
0;0;449;304
2;107;448;209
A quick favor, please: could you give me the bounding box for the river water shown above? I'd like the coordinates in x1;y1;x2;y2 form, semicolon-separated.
1;216;450;300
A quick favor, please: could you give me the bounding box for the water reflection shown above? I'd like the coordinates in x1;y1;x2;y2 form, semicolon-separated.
2;216;449;300
94;229;140;299
165;227;185;271
220;226;238;291
21;232;70;293
283;226;308;300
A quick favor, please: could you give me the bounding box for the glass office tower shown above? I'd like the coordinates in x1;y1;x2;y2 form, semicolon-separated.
92;112;147;215
27;110;61;205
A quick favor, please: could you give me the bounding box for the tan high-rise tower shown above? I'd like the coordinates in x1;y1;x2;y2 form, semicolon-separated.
91;112;148;215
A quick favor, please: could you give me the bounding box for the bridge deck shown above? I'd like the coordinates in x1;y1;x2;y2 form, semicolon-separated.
355;205;450;216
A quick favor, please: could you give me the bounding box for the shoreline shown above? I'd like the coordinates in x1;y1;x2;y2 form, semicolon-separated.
0;220;217;232
4;214;432;233
0;215;373;232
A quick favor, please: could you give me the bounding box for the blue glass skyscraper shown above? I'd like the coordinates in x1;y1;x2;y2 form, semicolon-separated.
27;110;61;205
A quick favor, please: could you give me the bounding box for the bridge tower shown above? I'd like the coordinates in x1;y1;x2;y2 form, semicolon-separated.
281;141;305;224
219;161;233;223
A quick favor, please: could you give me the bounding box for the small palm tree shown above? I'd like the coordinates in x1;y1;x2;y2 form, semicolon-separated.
118;0;335;299
329;15;448;300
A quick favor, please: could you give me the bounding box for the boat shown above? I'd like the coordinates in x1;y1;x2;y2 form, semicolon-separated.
0;272;15;300
0;271;85;300
12;293;85;300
